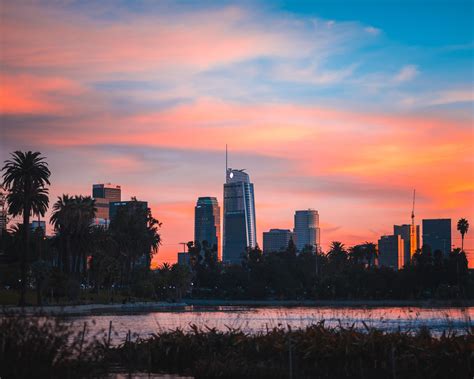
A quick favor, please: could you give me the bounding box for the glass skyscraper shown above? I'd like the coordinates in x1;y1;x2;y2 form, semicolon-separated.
223;168;257;264
422;218;452;256
194;196;221;260
294;209;320;252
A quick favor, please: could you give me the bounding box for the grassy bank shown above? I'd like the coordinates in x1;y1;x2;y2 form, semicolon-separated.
1;312;473;378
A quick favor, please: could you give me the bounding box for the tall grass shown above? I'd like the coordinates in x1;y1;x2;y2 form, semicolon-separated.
1;312;472;378
107;322;474;378
0;312;106;378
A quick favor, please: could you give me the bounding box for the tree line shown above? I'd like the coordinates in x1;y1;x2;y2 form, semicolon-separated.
0;150;472;305
185;239;472;300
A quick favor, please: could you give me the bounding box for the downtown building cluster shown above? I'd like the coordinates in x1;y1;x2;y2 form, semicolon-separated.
182;162;456;270
378;219;452;270
183;164;321;265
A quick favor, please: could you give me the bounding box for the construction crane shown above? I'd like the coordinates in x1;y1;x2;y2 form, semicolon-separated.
410;189;416;257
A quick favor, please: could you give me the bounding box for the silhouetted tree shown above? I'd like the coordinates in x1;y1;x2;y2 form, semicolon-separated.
457;218;469;252
2;151;50;305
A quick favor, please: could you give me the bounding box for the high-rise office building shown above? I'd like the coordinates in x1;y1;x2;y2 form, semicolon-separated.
263;229;294;254
223;168;257;264
378;234;404;270
294;209;320;252
422;219;452;256
92;183;121;222
194;197;221;259
109;200;148;221
394;224;420;266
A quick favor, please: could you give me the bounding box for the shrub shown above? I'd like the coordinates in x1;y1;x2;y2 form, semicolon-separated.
0;312;105;378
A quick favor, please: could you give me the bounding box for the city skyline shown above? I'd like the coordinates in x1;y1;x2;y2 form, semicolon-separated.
0;1;472;266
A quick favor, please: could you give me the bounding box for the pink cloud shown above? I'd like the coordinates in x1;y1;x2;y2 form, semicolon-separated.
2;2;472;267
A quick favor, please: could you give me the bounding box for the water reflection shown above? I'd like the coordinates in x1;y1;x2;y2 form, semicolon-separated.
70;306;473;344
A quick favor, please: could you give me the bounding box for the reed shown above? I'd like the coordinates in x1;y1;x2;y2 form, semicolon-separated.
108;322;474;378
0;311;106;378
1;312;472;378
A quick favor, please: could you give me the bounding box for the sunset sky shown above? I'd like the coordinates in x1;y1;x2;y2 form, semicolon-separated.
1;1;473;266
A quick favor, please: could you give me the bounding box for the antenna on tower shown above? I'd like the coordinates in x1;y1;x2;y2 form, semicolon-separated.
409;189;417;258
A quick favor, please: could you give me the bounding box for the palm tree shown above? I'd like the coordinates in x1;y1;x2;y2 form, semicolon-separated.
51;194;71;272
51;195;96;275
327;241;348;270
109;201;161;285
457;218;469;252
2;151;50;305
363;242;378;268
348;245;364;265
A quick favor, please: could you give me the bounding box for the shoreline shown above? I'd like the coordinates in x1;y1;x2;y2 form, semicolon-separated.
2;298;473;316
184;298;474;307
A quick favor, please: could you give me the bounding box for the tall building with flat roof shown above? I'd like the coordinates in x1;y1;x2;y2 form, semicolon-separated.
223;168;257;264
422;219;452;256
109;200;148;221
194;197;221;260
92;183;121;222
394;224;420;266
263;229;294;254
294;209;320;252
378;234;404;270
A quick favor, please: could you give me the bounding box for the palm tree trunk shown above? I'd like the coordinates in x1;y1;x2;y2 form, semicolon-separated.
461;234;464;252
20;207;30;306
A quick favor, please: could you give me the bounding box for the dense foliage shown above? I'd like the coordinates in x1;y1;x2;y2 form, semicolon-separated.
109;323;474;379
0;312;105;378
187;241;473;300
2;313;472;379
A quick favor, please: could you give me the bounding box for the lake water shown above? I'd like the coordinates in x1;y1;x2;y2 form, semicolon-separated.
70;305;473;343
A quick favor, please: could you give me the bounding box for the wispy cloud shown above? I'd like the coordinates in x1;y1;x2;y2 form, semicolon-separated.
394;65;419;82
1;1;472;264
